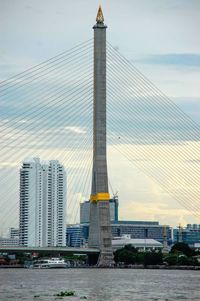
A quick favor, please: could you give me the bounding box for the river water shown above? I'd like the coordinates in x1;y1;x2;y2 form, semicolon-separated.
0;268;199;301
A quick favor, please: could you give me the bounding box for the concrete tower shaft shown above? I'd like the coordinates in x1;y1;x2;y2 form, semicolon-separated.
88;6;114;267
91;9;109;199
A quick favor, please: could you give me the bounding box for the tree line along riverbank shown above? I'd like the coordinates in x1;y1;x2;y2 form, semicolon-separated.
114;242;200;268
0;242;200;269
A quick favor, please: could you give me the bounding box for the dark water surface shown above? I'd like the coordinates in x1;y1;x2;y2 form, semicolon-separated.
0;268;199;301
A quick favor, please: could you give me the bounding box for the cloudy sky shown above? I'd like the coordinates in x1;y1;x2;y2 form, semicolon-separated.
0;0;200;234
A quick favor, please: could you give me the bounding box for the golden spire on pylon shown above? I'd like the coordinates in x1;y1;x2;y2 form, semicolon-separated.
96;5;104;23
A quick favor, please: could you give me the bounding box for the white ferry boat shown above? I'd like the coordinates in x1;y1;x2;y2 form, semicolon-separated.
33;258;67;268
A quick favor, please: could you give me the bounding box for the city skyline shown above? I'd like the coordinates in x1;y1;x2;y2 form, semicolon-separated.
0;1;200;234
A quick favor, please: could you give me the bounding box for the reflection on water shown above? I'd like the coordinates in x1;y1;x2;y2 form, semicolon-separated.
0;268;200;301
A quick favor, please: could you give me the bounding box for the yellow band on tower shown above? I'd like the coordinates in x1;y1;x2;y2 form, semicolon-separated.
90;192;110;202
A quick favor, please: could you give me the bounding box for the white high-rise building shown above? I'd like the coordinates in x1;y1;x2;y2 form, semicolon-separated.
19;158;66;247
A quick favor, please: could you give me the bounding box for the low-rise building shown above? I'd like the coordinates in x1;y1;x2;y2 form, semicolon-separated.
0;237;19;246
112;235;163;251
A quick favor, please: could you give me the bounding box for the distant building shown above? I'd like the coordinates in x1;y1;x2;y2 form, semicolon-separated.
0;227;20;246
80;202;90;224
0;237;19;246
9;228;19;239
19;158;66;247
173;224;200;247
80;195;118;224
66;224;81;247
110;221;172;244
68;220;172;247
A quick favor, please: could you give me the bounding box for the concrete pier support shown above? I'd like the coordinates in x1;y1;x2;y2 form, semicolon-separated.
88;6;114;267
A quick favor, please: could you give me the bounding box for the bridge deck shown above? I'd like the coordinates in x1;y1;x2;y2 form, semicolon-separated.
0;246;100;254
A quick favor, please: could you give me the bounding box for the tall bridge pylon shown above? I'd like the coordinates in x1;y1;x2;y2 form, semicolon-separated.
88;6;114;267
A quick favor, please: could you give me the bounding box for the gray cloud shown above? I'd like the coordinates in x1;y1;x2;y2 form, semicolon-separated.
135;54;200;68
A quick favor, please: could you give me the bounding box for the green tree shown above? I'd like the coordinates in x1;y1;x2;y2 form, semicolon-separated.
164;254;178;265
177;255;198;266
136;252;145;264
114;247;136;264
171;243;192;257
143;251;163;265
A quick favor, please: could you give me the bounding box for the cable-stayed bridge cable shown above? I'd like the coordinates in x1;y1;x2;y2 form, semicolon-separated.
0;39;92;88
